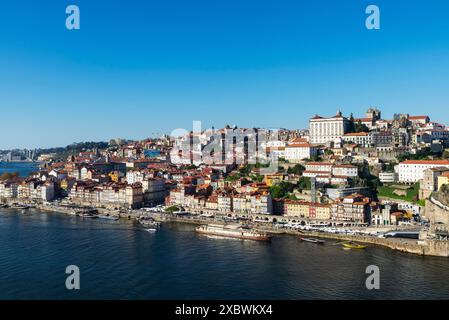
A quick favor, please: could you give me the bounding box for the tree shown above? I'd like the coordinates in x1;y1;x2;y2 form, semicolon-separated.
351;176;368;187
348;113;355;133
354;121;370;133
287;164;305;175
384;162;397;173
297;177;311;190
269;181;296;199
251;174;264;183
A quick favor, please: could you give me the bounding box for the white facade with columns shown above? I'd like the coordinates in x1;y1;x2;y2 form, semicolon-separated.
309;111;350;144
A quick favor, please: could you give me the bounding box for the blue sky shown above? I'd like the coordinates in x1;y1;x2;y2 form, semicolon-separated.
1;0;449;149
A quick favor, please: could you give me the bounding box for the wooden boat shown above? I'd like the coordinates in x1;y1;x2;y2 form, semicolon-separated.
342;242;367;249
299;237;325;244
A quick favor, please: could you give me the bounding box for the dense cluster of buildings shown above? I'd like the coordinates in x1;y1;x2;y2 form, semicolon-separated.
2;107;449;230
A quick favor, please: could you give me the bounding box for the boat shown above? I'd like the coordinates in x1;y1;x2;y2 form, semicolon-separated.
195;224;271;241
139;218;161;228
98;214;119;221
342;242;367;249
11;204;31;210
299;237;325;244
79;213;98;219
146;228;158;233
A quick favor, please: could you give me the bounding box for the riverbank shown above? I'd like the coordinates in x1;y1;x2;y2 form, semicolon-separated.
3;197;449;257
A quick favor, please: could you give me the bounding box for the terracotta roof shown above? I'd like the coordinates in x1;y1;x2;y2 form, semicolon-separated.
409;116;429;120
344;132;370;136
333;164;357;168
400;160;449;165
286;143;313;148
306;162;333;166
354;118;373;122
290;137;308;143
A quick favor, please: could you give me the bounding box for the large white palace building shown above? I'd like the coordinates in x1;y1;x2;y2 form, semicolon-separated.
309;111;351;144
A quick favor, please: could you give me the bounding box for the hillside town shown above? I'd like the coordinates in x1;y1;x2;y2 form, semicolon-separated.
2;108;449;246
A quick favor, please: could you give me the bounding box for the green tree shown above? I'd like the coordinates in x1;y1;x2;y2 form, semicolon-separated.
287;164;305;175
297;177;311;190
354;121;370;133
269;181;296;199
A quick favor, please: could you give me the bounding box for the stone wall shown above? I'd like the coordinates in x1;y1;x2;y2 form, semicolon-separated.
425;197;449;225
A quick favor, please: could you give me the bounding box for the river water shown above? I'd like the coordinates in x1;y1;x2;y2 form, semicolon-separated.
1;162;449;299
0;209;449;300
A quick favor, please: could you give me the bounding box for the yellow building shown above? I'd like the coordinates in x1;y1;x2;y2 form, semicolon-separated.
284;200;331;219
109;171;120;183
264;174;285;187
438;172;449;191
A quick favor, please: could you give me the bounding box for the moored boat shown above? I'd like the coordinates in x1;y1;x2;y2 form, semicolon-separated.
299;237;325;244
195;224;271;241
342;242;367;249
98;214;119;221
80;213;98;219
138;217;161;228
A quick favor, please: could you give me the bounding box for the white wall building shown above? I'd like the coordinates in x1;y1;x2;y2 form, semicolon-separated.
284;144;317;162
342;132;373;147
379;172;397;183
309;111;350;144
332;165;358;177
398;160;449;183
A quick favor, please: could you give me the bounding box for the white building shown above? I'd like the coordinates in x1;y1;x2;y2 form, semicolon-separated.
332;164;358;177
398;160;449;183
284;143;318;162
126;170;146;184
379;172;397;183
0;181;18;198
342;132;373;147
309;111;350;144
305;162;333;173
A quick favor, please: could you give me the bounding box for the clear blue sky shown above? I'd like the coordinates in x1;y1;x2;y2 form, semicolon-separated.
1;0;449;149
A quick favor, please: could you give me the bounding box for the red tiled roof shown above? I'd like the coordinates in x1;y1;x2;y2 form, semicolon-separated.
400;160;449;165
409;116;429;120
344;132;370;136
306;162;333;166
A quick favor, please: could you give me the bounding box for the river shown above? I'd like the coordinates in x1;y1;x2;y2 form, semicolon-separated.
1;209;449;299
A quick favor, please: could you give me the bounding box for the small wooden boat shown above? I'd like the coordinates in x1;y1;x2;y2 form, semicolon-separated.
299;237;325;244
342;242;367;249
